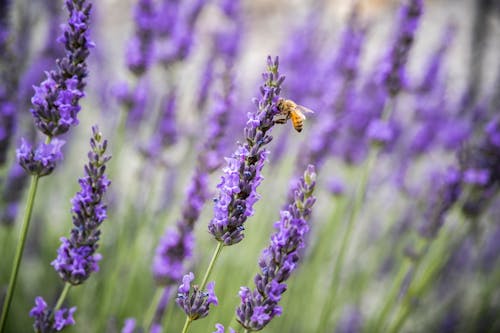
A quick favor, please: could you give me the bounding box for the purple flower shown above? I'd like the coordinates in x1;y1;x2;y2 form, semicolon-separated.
236;165;316;331
29;296;77;332
157;0;207;66
213;323;235;333
176;272;218;320
52;126;111;285
30;0;93;138
126;0;155;75
121;318;137;333
367;119;395;144
208;56;284;246
463;168;490;185
16;138;65;177
382;0;423;97
152;227;194;285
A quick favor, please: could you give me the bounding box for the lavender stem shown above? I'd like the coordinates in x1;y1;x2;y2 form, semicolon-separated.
0;174;40;332
143;286;165;330
53;283;72;313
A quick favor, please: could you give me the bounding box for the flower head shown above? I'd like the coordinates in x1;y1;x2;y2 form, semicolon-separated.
236;165;316;331
208;56;284;246
30;0;93;138
51;126;111;285
29;296;76;332
176;272;218;320
382;0;423;97
17;138;65;177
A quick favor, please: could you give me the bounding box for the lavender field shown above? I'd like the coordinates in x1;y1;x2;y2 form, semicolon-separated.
1;0;500;332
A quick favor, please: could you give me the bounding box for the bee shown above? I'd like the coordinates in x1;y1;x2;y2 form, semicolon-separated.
274;98;314;132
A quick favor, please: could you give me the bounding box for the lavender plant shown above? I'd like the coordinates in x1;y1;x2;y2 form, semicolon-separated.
235;165;316;331
0;1;93;329
29;125;110;332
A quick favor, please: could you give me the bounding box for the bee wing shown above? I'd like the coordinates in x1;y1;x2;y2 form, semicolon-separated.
296;105;314;118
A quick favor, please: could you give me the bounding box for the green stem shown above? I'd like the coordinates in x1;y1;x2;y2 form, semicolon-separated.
54;283;72;313
0;174;40;333
181;317;193;333
200;241;224;290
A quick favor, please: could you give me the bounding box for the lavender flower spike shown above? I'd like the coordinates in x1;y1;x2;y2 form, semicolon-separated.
17;138;65;177
51;125;111;285
236;165;317;331
30;0;93;138
176;272;218;320
29;296;76;332
382;0;423;97
208;56;284;246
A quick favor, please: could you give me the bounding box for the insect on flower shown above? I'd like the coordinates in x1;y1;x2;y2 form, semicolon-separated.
274;98;314;132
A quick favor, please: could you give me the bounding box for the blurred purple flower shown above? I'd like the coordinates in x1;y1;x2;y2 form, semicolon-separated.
0;96;16;166
381;0;423;97
121;318;137;333
367;119;395;144
213;323;235;333
176;272;218;320
126;0;155;75
16;138;65;177
208;56;284;246
144;90;178;156
236;165;316;331
52;126;111;285
30;0;93;138
29;296;76;332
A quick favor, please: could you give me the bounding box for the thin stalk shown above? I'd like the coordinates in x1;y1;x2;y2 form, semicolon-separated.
200;241;224;290
180;241;224;333
0;174;40;333
54;283;72;312
181;317;193;333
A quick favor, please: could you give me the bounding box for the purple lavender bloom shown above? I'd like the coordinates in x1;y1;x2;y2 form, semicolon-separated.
463;168;490;185
214;323;235;333
30;0;93;138
29;296;76;332
382;0;423;97
176;272;218;320
157;0;207;66
114;79;150;131
126;0;155;76
367;119;395;144
153;227;195;285
16;138;65;177
208;56;284;246
51;126;111;285
196;55;215;112
121;318;137;333
236;165;316;331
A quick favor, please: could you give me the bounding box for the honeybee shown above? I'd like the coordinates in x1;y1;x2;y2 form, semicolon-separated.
274;98;314;132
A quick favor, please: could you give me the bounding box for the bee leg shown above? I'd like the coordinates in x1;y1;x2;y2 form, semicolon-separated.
273;118;288;124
